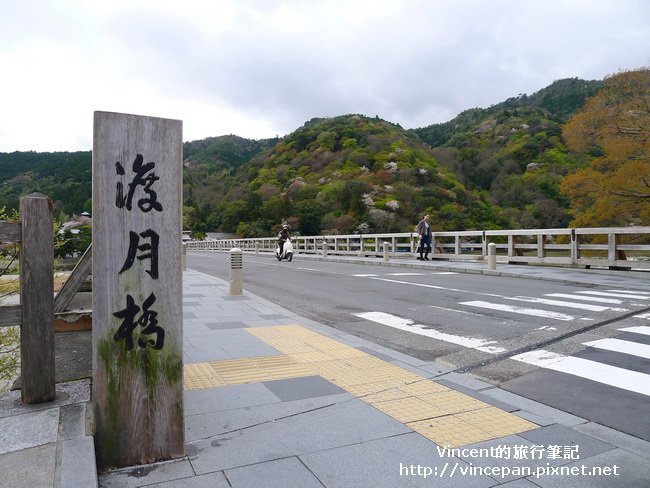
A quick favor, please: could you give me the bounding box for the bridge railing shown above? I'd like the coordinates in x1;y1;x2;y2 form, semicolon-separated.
186;226;650;270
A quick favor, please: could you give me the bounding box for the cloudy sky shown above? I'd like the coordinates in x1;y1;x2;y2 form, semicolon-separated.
1;0;648;152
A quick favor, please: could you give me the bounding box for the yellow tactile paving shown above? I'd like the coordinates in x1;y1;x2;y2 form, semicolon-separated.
184;324;538;447
344;381;410;399
418;390;492;415
372;396;444;423
183;355;313;389
183;362;226;390
456;406;537;437
408;416;496;447
398;380;450;396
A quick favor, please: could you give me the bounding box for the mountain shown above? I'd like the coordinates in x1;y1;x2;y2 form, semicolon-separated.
0;150;92;218
0;76;616;235
201;114;509;237
412;79;603;228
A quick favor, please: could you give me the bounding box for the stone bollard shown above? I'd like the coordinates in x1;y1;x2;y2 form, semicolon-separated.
229;248;243;295
255;241;260;255
383;241;390;262
182;242;187;271
487;242;497;271
322;241;328;258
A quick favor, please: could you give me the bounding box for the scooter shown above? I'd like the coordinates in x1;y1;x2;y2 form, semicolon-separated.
276;238;294;262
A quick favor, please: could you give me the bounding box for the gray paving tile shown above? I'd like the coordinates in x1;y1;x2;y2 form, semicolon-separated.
518;424;615;460
148;472;230;487
513;410;557;427
263;376;346;402
221;342;282;358
573;422;650;461
206;321;249;329
437;372;493;391
185;393;353;443
225;456;323;488
0;408;59;454
58;402;88;440
480;388;587;427
416;363;450;376
184;383;281;416
498;480;541;487
200;329;261;344
453;435;565;483
272;399;411;454
356;346;398;362
183;311;197;319
0;443;56;488
188;422;294;474
185;407;271;443
98;459;196;488
60;437;97;488
184;345;231;363
258;313;289;320
529;448;648;487
300;432;494;488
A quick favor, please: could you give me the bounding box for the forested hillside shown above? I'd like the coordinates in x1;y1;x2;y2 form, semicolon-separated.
0;70;647;236
413;79;603;228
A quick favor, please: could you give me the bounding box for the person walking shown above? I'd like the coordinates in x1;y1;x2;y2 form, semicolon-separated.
416;214;432;260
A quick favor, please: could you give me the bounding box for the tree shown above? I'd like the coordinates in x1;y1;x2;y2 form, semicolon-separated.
561;69;650;226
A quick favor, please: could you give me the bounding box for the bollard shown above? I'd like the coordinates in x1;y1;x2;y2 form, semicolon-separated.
487;242;497;270
229;248;243;295
182;242;187;271
322;241;328;258
255;241;260;255
383;241;390;262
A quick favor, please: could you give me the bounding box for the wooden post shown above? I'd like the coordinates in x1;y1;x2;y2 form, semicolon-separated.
20;193;55;404
92;111;184;469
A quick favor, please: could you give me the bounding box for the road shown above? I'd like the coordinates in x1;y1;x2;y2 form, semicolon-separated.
187;251;650;441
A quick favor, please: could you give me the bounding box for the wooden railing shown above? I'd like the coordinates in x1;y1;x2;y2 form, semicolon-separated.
186;226;650;270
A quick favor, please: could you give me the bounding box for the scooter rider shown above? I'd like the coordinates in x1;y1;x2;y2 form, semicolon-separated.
278;224;291;255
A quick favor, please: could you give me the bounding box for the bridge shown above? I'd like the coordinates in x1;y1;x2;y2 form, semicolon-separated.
187;226;650;270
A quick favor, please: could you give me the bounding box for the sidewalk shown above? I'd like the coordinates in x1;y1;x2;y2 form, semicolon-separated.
101;267;648;487
1;263;649;487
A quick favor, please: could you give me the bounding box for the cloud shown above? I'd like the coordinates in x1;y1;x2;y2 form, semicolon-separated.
0;0;648;151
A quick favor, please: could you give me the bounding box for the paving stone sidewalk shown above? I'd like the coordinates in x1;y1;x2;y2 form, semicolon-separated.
99;269;650;487
2;265;648;488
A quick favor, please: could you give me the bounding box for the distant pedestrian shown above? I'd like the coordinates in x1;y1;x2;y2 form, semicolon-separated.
416;214;432;261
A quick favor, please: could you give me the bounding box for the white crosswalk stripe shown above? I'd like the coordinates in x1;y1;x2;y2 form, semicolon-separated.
511;349;650;397
620;326;650;335
544;293;623;304
581;338;650;359
507;296;626;312
576;291;650;300
353;311;507;353
459;300;575;321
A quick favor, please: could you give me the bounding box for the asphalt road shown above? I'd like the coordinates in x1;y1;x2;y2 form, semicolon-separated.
187;251;650;441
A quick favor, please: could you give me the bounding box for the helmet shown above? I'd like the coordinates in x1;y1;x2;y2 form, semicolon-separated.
282;224;289;229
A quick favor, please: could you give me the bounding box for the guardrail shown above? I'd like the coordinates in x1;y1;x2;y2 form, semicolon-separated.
186;226;650;270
